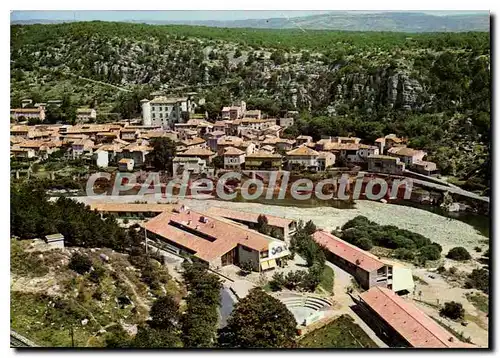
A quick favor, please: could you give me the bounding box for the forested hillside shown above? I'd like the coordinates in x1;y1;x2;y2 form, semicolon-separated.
10;22;490;193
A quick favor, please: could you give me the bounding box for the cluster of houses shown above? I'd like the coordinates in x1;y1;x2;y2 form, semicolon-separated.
10;95;438;177
10;98;97;123
9;123;164;171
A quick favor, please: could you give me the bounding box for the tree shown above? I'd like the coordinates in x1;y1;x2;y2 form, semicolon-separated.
131;325;181;348
239;260;254;276
149;295;180;331
446;247;472;261
211;155;224;170
218;288;297;348
256;214;270;235
440;301;465;321
147;137;176;172
181;261;221;348
304;220;317;235
465;268;489;294
418;244;441;262
269;272;286;291
68;253;92;274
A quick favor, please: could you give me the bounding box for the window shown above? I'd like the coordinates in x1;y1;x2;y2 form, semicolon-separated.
152;113;156;118
160;113;163;118
260;251;269;258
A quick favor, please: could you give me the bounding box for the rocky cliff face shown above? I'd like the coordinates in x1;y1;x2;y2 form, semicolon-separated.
8;33;467;114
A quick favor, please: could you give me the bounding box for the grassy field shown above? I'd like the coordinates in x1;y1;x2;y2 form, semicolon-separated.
466;292;489;313
318;265;335;294
299;314;378;348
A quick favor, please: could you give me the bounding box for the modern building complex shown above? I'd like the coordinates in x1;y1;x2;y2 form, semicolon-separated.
144;205;290;272
205;207;297;240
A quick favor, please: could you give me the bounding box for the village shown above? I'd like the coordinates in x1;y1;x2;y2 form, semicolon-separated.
10;95;437;176
10;94;489;214
10;93;490;348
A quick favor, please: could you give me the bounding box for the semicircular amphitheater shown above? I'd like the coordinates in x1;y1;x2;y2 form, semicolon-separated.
275;292;334;327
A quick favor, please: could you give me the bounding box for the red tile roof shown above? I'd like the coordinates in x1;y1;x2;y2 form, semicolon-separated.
312;230;385;272
360;287;476;348
205;207;295;229
144;207;272;262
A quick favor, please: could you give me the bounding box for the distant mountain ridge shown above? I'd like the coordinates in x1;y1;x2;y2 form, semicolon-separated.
11;11;490;32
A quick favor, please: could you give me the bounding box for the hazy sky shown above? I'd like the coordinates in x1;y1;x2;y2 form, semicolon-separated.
10;10;489;22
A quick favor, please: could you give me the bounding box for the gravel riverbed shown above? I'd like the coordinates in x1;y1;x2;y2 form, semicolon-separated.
72;195;488;253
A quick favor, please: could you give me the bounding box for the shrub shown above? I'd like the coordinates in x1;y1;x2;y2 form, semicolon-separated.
123;218;130;224
269;272;286;291
466;268;489;294
418;245;441;262
440;301;465;321
239;261;254;276
355;237;373;251
437;266;446;274
474;246;482;252
393;248;415;261
284;271;306;291
449;266;458;275
89;265;106;283
68;253;92;274
446;247;471;261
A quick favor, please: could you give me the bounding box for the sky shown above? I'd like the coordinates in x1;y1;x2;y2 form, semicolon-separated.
10;10;489;23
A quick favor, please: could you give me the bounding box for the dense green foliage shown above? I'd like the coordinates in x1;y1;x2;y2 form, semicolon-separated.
147;137;176;172
465;268;489;294
446;247;472;261
11;22;489;52
440;301;465;321
180;261;222;348
68;253;93;275
11;22;490;192
11;182;141;251
218;288;297;348
338;215;443;263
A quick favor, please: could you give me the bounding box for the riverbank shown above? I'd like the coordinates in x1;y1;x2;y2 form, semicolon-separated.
71;194;489;255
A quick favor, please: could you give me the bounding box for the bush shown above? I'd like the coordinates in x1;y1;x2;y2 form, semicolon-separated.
440;301;465;321
68;253;92;274
239;261;254;276
449;266;458;275
393;248;415;261
418;245;441;262
474;246;482;252
355;237;373;251
437;266;446;274
269;272;286;291
89;265;106;283
466;268;489;294
446;247;471;261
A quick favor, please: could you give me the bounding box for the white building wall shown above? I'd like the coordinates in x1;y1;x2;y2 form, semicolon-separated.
96;151;109;168
141;101;152;126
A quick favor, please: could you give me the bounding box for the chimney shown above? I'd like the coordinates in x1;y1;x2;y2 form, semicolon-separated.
187;220;191;226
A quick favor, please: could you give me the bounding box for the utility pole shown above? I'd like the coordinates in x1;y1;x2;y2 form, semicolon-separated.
70;326;74;347
144;226;148;257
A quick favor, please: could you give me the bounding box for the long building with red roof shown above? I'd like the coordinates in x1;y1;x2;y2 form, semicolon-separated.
313;230;392;289
144;205;290;271
359;286;476;348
